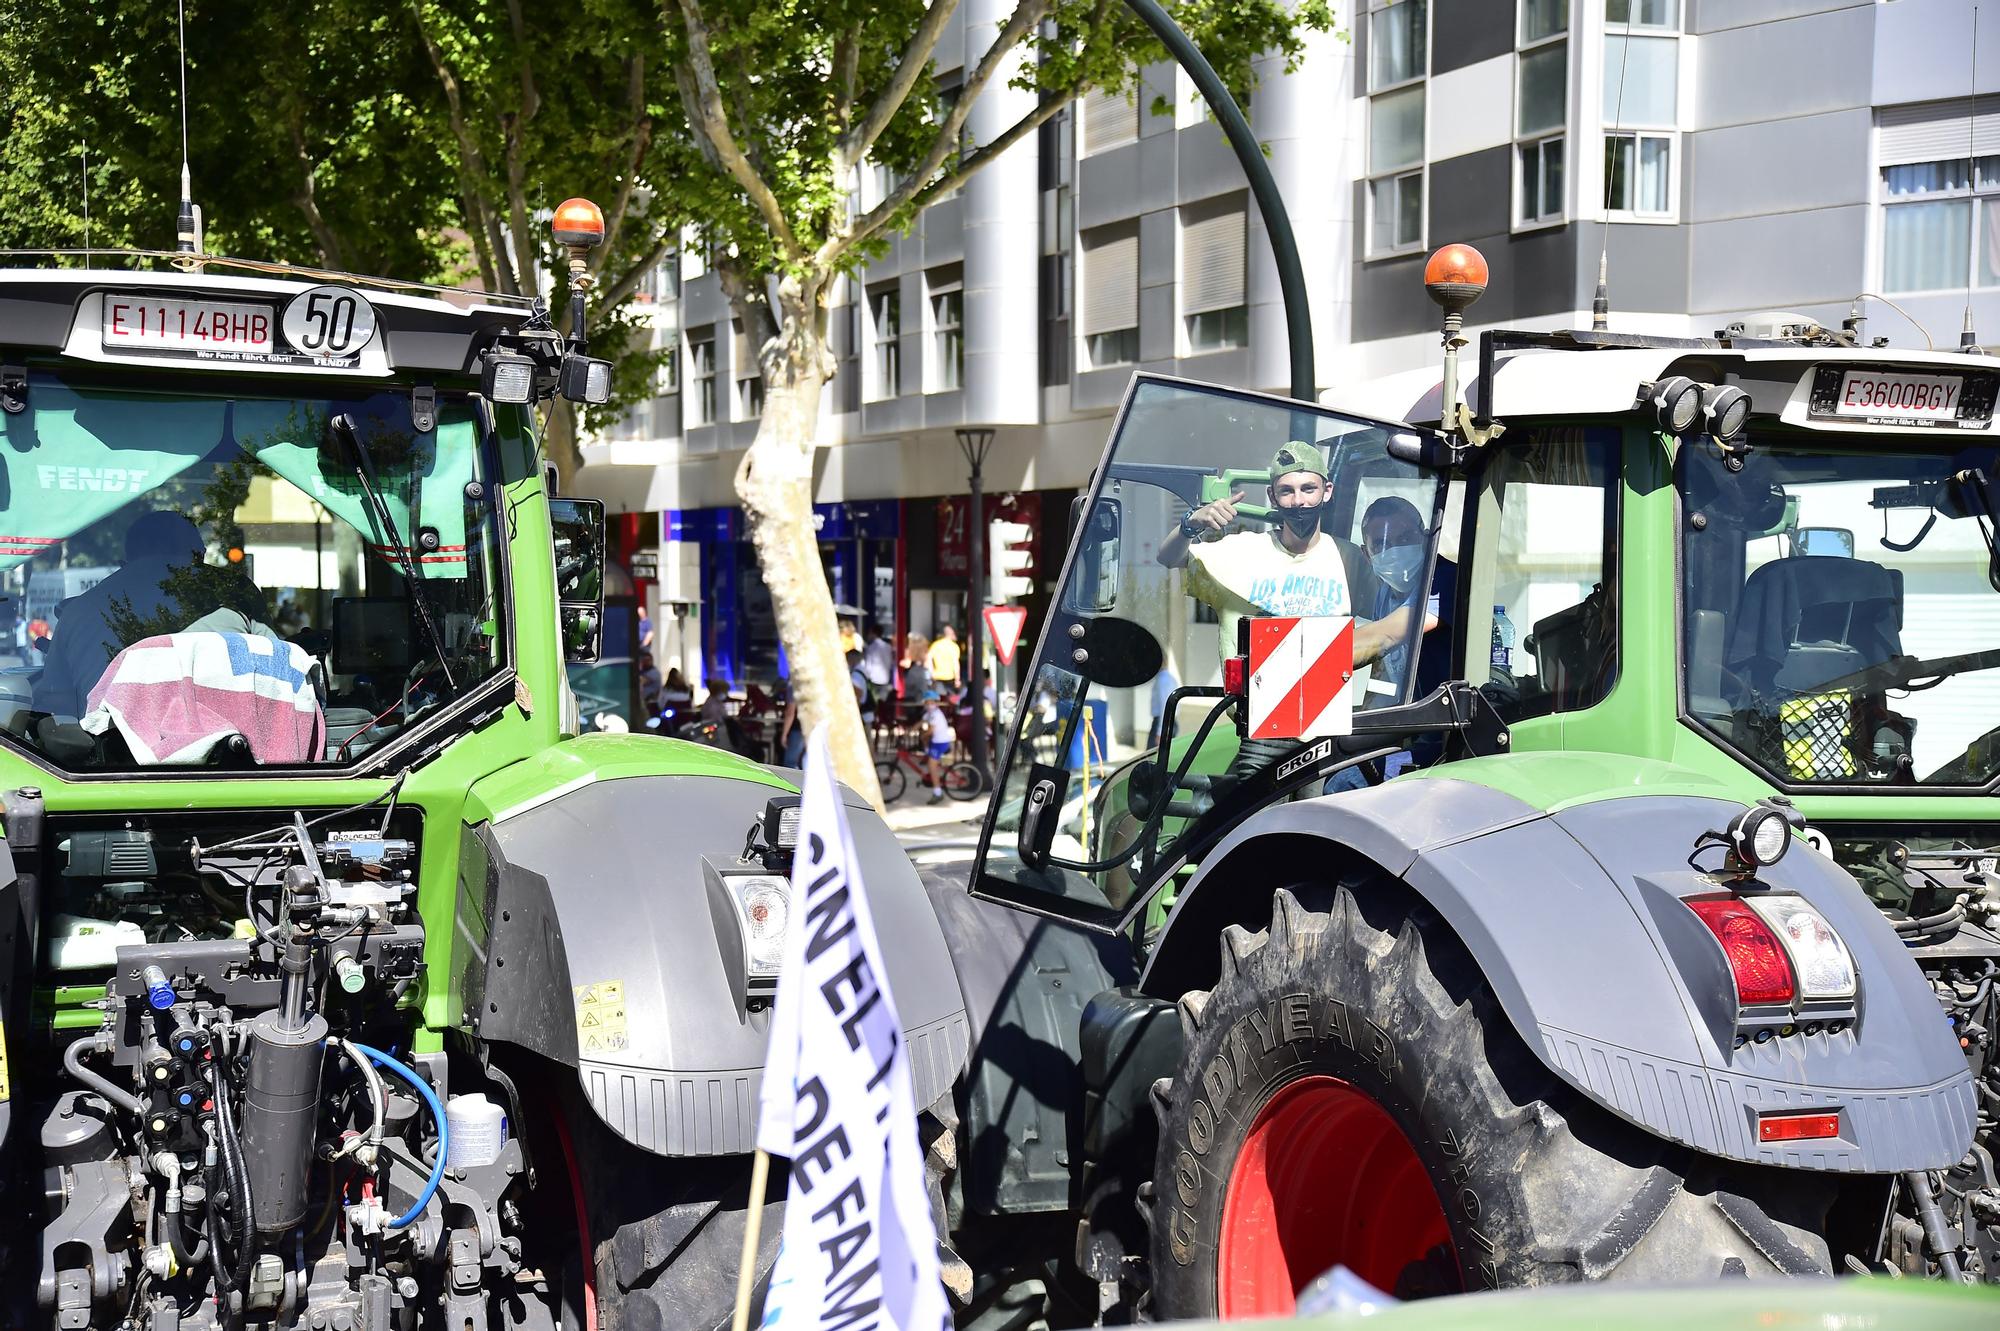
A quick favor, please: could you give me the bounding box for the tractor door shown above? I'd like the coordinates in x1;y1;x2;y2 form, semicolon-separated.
969;375;1447;932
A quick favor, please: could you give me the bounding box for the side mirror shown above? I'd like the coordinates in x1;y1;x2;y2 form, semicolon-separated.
1795;526;1855;559
1063;495;1122;614
550;497;606;663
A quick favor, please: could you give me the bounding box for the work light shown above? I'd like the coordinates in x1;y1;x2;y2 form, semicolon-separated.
481;351;537;405
1644;377;1703;434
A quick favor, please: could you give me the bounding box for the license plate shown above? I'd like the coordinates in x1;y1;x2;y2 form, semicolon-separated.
101;295;276;358
1828;370;1965;423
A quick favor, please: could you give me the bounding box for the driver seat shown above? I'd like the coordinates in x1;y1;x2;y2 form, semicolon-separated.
1725;556;1904;698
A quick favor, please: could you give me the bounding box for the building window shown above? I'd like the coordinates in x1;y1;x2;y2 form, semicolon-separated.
1181;193;1247;354
659;345;679;395
1604;131;1672;215
1516;1;1567;225
1603;0;1678;219
731;320;764;418
1080;221;1139;370
1082;83;1138;154
680;228;708;281
1881;156;2000;294
1040;253;1072;387
867;283;901;401
1606;0;1676;27
927;265;963;393
1366;1;1427;256
687;328;716;427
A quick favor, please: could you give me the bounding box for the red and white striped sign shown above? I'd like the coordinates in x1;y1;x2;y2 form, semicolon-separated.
1247;616;1355;740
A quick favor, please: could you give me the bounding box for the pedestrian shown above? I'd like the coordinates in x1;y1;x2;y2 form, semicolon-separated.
901;633;933;719
838;617;862;655
921;689;953;803
847;649;876;730
701;676;731;726
927;623;962;689
776;681;805;767
638;652;663;715
860;619;896;707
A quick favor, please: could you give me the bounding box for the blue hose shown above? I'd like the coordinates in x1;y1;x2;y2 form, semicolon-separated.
348;1042;448;1232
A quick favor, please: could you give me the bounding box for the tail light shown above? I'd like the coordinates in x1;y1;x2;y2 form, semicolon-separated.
1757;1110;1841;1143
1687;896;1795;1006
1745;897;1857;1001
1222;655;1247;695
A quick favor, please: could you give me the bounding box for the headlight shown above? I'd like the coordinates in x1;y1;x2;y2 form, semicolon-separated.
481;351;537;404
730;873;791;979
1727;803;1792;869
1746;896;1858;1001
1644;376;1702;434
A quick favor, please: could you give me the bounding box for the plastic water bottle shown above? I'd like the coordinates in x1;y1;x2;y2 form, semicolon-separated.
1491;605;1516;671
444;1093;508;1169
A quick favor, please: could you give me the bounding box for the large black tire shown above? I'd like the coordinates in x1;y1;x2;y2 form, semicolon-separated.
550;1093;784;1331
1147;883;1836;1320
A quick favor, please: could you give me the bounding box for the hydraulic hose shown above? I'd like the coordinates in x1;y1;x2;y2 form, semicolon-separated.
62;1031;145;1116
348;1043;447;1231
1904;1170;1967;1283
211;1060;257;1298
335;1039;387;1162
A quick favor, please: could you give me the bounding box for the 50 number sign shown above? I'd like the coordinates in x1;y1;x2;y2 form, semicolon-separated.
281;285;379;359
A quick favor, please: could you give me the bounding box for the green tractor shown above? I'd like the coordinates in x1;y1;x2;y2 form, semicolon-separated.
0;206;970;1329
941;247;2000;1319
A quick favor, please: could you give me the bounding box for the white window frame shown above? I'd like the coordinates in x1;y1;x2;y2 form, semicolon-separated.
686;329;716;428
1601;4;1681;224
1879;156;2000;296
1513;1;1568;230
926;268;964;394
1365;0;1429;258
866;283;901;401
1602;129;1677;220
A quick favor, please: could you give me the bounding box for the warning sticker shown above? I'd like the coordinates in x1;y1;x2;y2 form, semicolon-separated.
574;980;629;1056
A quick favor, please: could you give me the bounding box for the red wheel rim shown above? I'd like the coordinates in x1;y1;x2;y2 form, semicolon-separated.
1217;1075;1458;1317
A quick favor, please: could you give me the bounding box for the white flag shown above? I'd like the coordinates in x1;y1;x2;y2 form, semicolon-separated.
755;725;951;1331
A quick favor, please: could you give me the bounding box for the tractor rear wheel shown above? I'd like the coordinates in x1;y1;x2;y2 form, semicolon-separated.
1147;883;1837;1320
546;1088;782;1331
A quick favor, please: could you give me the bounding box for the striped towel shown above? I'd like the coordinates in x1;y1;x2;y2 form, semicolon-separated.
80;632;324;765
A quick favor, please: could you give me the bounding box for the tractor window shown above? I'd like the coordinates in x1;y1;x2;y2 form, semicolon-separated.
1680;437;2000;788
1464;428;1620;722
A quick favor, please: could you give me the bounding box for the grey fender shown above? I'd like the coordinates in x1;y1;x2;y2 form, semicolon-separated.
475;774;970;1156
1138;777;1975;1173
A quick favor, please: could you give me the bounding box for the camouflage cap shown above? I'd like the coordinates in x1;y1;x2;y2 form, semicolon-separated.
1267;443;1328;483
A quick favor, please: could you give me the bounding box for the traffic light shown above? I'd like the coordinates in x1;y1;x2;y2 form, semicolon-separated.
990;519;1035;603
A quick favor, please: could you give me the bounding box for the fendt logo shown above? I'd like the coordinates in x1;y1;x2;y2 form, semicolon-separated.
37;465;151;493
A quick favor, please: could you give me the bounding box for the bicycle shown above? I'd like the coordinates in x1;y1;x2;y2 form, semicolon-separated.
876;743;985;803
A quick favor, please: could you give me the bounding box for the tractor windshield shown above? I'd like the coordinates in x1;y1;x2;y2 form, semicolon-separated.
1681;435;2000;787
975;376;1443;929
0;370;505;771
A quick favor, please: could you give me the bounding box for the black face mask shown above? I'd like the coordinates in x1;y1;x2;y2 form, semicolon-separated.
1280;503;1324;539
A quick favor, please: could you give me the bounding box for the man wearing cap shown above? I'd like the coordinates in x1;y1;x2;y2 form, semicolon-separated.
1158;443;1415;669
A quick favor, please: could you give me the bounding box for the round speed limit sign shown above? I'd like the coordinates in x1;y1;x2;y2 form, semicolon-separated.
281;285;379;360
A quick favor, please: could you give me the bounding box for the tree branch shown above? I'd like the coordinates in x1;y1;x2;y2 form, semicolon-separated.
838;0;961;171
592;55;653;279
825;0;1050;266
598;229;674;312
411;3;519;292
503;0;542;125
900;94;1066;219
832;26;861;143
667;0;805;261
285;117;346;270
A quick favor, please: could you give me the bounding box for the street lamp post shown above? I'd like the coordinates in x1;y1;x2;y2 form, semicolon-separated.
954;426;997;778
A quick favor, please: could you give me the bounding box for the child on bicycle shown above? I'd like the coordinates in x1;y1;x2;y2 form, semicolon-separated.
922;689;953;803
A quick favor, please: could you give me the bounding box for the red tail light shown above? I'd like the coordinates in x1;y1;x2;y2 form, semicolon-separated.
1757;1111;1841;1143
1223;656;1247;695
1688;897;1795;1006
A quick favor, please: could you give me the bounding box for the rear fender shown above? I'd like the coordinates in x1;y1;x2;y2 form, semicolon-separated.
1139;778;1975;1173
467;769;970;1157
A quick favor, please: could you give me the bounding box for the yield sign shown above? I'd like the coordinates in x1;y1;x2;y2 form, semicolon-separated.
985;605;1030;666
1247;616;1355;739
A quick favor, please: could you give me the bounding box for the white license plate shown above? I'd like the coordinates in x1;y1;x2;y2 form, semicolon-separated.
1830;370;1964;422
101;295;276;357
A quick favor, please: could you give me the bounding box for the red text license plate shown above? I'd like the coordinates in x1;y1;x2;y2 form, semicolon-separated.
1831;370;1964;423
101;295;275;357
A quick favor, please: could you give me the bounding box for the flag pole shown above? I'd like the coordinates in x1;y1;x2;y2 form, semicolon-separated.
730;1147;774;1331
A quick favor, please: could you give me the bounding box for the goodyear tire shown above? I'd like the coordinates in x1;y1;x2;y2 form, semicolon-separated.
1147;883;1837;1320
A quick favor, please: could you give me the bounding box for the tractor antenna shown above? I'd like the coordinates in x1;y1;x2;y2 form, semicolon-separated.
173;0;201;259
1964;6;1983;353
1596;9;1636;332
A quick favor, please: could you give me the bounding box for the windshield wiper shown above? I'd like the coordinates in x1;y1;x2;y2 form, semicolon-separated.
329;415;457;693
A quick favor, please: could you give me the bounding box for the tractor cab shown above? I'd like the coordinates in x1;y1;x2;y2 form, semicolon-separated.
972;376;1460;932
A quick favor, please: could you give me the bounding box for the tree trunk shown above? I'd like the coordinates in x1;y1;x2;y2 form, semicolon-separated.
734;287;883;810
544;401;581;492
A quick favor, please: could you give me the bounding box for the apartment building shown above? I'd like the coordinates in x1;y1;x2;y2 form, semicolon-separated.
584;0;1987;689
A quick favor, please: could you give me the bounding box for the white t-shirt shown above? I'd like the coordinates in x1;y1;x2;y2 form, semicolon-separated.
1185;529;1353;665
924;702;952;744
